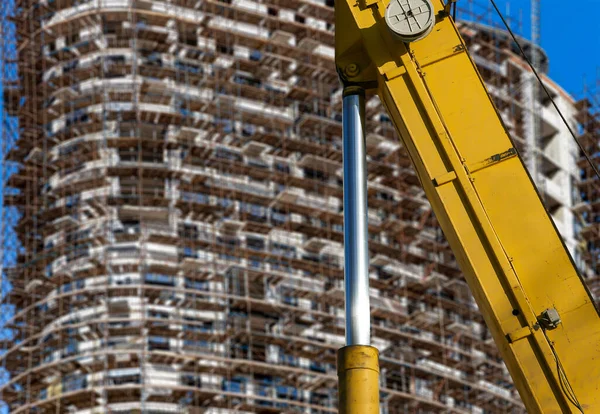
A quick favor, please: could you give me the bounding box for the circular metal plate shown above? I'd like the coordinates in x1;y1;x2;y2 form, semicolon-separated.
385;0;435;42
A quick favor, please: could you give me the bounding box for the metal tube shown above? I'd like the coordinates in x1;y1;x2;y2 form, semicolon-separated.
342;86;370;346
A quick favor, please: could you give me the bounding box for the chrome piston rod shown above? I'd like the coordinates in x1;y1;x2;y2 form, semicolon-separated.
342;86;371;346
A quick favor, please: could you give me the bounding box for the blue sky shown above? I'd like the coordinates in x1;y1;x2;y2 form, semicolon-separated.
459;0;599;98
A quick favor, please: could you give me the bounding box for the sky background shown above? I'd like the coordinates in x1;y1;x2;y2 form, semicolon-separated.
458;0;600;98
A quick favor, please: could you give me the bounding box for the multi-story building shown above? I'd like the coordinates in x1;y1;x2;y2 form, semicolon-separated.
0;0;595;412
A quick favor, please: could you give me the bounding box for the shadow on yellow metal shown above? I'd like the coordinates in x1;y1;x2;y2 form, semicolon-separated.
335;0;600;412
337;345;380;414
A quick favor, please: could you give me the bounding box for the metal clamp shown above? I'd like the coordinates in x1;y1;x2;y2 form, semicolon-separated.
538;308;561;330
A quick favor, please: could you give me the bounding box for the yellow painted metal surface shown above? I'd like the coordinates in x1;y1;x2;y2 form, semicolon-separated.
337;345;380;414
335;0;600;412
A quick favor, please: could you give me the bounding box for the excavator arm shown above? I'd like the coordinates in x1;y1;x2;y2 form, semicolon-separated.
335;0;600;412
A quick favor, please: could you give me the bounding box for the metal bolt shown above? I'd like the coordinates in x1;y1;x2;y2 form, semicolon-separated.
345;63;360;77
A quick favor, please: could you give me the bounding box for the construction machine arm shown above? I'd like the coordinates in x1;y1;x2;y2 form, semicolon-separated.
335;0;600;412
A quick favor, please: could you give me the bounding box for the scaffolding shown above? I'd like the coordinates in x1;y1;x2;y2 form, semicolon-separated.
0;0;591;412
574;76;600;291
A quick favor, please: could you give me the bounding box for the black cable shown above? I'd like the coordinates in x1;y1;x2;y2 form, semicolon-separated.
544;330;585;413
487;3;590;411
489;0;600;185
452;1;457;21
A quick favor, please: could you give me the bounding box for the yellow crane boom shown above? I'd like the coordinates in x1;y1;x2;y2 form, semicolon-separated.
335;0;600;412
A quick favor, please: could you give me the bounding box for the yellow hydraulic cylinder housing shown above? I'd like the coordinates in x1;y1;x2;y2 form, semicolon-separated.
335;0;600;412
337;345;380;414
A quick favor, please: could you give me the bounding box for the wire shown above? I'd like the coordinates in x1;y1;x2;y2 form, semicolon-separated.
486;2;589;411
488;0;600;185
543;330;585;413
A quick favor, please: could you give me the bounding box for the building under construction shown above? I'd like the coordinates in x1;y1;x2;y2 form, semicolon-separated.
0;0;597;412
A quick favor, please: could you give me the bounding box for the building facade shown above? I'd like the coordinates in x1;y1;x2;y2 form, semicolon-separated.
0;1;593;413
